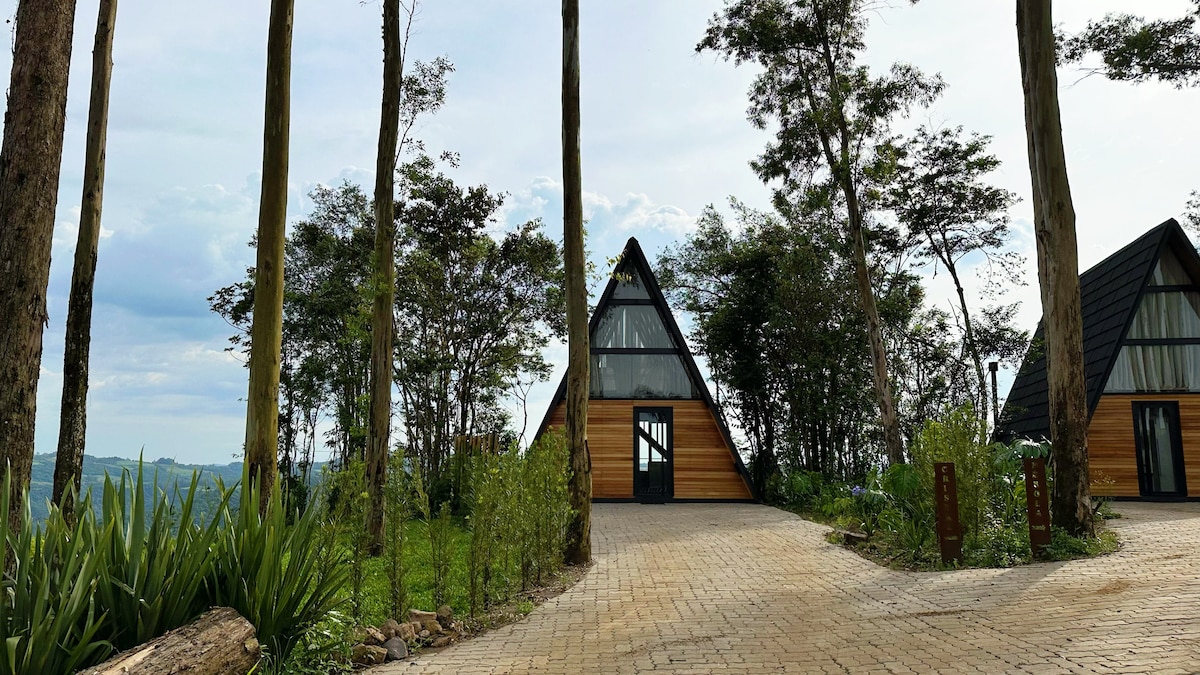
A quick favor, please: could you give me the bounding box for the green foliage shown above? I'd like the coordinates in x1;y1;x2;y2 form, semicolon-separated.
3;459;345;674
211;475;348;668
909;404;991;547
95;466;232;650
384;449;413;620
1059;2;1200;88
0;471;111;675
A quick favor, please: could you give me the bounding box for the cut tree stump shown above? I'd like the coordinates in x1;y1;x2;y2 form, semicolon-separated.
78;607;260;675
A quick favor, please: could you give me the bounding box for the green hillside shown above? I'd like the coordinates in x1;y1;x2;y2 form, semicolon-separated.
29;454;249;522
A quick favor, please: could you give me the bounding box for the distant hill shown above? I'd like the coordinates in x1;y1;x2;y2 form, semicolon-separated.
28;454;318;522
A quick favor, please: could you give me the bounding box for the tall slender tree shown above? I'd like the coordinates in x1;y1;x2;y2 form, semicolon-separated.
366;0;404;555
54;0;120;525
1016;0;1093;537
562;0;592;565
244;0;295;514
699;0;941;465
0;0;79;530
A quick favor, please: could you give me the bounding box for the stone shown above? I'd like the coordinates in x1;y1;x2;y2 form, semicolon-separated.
409;609;438;623
419;629;431;640
351;625;386;646
431;636;453;649
382;637;408;661
436;604;454;625
421;620;443;635
397;622;416;642
409;621;423;636
351;644;388;666
379;618;403;640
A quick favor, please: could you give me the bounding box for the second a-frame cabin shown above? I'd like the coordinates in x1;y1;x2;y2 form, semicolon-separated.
536;237;755;502
998;219;1200;500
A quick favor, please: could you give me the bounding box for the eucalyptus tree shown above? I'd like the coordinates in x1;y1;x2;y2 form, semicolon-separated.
659;202;925;485
367;0;405;556
562;0;591;565
54;0;120;524
886;126;1020;416
699;0;942;465
244;0;295;513
1017;0;1092;536
0;0;79;529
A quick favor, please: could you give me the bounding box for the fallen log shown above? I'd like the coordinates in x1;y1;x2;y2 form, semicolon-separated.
78;607;261;675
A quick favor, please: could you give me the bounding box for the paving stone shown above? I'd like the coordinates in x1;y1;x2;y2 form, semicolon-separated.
374;502;1200;674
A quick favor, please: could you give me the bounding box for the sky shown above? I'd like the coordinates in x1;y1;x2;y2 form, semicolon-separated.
1;0;1198;465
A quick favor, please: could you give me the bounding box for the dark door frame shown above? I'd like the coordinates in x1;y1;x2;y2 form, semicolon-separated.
1131;400;1188;500
633;406;674;502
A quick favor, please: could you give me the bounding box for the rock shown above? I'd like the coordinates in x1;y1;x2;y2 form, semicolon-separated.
379;619;403;640
409;609;437;623
351;644;388;666
382;637;408;661
431;636;453;649
418;629;431;640
351;626;386;646
436;605;453;625
409;621;423;636
397;622;416;642
421;620;443;635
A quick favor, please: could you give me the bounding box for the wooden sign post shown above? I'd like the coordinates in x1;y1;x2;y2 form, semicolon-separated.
1024;457;1052;557
934;462;962;564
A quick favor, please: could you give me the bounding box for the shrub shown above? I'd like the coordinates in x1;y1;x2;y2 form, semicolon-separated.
211;476;348;668
0;471;111;675
909;404;992;548
95;466;232;651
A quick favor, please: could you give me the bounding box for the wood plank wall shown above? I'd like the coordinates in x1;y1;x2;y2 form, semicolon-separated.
1088;394;1200;497
544;399;752;500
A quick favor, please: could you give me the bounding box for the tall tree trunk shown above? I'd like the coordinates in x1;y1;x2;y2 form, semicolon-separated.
845;201;905;464
0;0;78;532
941;250;988;416
367;0;402;556
562;0;592;565
1016;0;1093;537
244;0;294;515
54;0;119;526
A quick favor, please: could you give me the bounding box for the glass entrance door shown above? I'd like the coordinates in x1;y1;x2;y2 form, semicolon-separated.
634;408;673;501
1132;402;1188;499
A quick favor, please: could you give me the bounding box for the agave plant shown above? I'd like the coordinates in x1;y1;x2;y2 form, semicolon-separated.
94;465;235;650
0;469;112;675
212;476;348;666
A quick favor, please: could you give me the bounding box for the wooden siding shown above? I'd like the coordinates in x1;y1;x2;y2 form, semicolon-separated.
544;399;752;500
1088;394;1200;497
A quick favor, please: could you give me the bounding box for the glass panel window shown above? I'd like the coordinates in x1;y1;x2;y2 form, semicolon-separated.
1105;345;1200;392
611;267;652;300
1150;249;1193;285
590;354;698;399
594;305;677;348
1127;291;1200;339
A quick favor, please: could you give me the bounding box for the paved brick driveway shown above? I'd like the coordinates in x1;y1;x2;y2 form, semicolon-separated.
379;502;1200;674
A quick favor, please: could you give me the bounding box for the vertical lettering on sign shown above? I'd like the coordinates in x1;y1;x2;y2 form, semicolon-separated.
1024;456;1052;557
933;462;962;564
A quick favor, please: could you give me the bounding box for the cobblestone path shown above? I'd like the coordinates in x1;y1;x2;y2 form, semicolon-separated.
377;502;1200;674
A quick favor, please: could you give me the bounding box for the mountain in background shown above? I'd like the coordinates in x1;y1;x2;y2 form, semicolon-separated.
28;454;323;522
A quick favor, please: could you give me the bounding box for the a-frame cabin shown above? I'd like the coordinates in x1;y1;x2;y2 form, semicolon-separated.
998;219;1200;500
536;237;755;502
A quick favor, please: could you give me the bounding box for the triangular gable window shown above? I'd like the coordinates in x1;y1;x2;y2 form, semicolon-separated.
1106;241;1200;392
1150;248;1192;285
594;305;678;348
611;267;652;300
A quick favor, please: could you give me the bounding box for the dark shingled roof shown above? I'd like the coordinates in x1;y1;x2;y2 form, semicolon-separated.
997;218;1196;442
534;237;757;499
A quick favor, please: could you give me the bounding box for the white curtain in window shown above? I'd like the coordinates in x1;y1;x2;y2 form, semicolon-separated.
1106;345;1200;392
1127;292;1200;339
